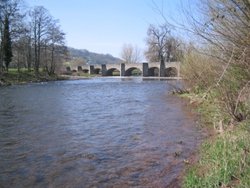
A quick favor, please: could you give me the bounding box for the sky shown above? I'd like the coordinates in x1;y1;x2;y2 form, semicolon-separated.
27;0;193;58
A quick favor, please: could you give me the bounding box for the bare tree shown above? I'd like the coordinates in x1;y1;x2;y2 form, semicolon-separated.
145;24;175;76
29;6;52;75
145;35;183;63
120;43;141;64
180;0;250;121
146;24;169;61
12;30;31;72
46;20;66;75
11;14;30;72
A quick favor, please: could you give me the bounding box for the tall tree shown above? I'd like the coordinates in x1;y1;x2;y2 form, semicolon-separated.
0;0;8;72
46;20;66;75
0;1;3;72
2;14;12;71
145;24;182;63
29;6;52;75
0;0;24;72
145;24;171;76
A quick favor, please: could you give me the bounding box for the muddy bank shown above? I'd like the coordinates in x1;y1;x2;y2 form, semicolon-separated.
165;95;208;187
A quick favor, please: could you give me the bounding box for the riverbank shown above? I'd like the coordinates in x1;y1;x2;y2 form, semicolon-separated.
0;69;183;86
181;93;250;188
0;70;69;86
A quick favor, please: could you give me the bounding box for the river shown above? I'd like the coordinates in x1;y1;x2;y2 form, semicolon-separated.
0;78;202;187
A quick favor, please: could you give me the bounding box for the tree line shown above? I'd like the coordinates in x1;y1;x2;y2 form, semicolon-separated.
0;0;67;76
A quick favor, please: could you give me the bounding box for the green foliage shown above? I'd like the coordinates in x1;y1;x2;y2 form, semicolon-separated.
0;68;65;85
184;121;250;188
181;81;250;187
181;92;250;188
131;69;142;76
112;70;120;76
75;72;95;77
221;65;249;92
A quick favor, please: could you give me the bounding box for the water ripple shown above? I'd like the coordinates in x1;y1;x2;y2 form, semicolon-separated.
0;78;202;187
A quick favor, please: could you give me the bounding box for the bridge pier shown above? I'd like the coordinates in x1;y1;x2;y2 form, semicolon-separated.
177;63;180;77
89;65;95;75
143;63;148;77
121;63;125;76
101;64;107;76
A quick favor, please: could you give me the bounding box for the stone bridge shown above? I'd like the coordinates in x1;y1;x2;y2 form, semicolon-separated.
72;62;180;77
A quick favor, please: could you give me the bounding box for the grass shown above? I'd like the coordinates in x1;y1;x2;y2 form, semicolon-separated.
182;93;250;188
184;122;250;188
0;69;68;86
75;72;96;77
112;70;120;76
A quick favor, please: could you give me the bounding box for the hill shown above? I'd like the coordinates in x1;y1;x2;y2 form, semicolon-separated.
67;47;122;66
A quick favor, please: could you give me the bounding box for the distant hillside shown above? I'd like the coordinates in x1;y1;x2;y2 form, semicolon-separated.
68;47;122;65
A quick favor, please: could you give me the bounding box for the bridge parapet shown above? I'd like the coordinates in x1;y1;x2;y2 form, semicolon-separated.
148;62;180;68
148;62;160;68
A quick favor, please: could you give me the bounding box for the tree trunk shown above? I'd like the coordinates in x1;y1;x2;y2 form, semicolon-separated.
49;48;55;75
17;51;20;73
27;38;32;72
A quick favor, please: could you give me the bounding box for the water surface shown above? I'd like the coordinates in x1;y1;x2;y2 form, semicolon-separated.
0;78;202;187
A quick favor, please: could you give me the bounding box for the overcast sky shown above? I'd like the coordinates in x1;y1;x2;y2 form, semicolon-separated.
27;0;195;58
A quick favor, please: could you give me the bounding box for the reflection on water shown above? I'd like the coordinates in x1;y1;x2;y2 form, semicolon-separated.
0;78;202;187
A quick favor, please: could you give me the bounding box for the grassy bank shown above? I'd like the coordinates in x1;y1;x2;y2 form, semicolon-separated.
0;69;68;86
182;93;250;188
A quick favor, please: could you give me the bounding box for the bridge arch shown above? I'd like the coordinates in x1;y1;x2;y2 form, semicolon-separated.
82;69;89;73
125;67;142;76
94;68;101;74
106;68;120;76
148;67;159;76
165;67;178;77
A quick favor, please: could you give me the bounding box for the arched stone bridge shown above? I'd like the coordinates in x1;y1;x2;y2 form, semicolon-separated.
73;62;180;77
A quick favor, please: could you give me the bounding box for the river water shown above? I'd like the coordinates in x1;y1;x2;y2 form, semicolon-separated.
0;78;202;187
